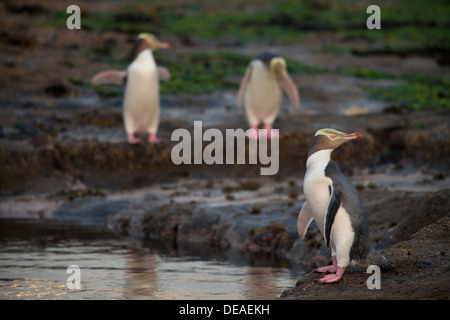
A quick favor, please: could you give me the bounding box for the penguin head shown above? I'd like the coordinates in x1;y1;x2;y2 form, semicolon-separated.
137;33;171;50
308;128;361;157
256;52;287;77
270;57;287;77
131;33;170;59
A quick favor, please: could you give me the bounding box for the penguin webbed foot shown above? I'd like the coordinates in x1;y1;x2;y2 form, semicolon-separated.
246;126;259;140
246;124;279;140
127;133;142;144
314;264;338;273
148;133;162;143
261;124;279;140
317;267;345;284
314;256;338;273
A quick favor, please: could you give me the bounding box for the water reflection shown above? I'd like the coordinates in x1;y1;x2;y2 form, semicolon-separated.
0;219;303;299
124;252;300;300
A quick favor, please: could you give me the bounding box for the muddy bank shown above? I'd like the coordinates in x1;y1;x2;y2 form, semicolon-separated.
2;174;448;299
107;186;450;269
1;108;449;196
2;163;448;270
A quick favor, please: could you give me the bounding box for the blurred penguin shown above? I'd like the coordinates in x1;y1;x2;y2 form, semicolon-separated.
91;33;170;143
237;52;300;139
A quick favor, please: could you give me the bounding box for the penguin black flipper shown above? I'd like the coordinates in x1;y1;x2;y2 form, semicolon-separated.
324;159;354;249
325;182;341;248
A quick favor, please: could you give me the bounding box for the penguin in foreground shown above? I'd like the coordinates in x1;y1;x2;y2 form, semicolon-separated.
297;128;394;283
91;33;170;144
237;52;300;139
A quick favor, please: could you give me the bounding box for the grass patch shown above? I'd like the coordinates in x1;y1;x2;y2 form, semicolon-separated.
88;47;402;96
288;62;331;75
88;48;333;96
368;76;450;110
338;67;396;79
340;0;450;51
43;3;309;44
155;51;331;94
164;11;309;44
320;45;352;55
155;51;248;94
342;25;450;51
42;0;449;51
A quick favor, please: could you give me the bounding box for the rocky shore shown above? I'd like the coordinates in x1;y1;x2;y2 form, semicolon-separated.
1;0;449;300
1;108;449;299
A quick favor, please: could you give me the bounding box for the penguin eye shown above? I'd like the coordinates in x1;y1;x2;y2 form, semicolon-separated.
329;135;336;140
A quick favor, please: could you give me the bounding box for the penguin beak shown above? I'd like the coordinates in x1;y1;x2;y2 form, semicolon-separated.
157;41;171;49
338;132;362;140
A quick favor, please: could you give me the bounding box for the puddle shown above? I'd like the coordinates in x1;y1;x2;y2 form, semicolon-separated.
0;219;303;300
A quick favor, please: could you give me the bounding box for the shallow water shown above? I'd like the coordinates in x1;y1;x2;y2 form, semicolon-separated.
0;219;302;300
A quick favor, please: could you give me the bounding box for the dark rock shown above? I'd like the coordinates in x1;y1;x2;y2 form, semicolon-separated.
45;84;69;97
53;197;131;226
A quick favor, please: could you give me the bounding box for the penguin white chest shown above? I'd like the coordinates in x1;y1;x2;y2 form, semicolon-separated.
123;49;159;133
303;150;333;234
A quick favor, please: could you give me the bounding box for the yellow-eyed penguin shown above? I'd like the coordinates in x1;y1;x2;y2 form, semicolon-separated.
91;33;170;143
297;129;394;283
237;52;300;139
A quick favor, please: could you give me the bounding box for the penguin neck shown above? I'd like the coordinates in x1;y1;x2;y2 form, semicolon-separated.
133;49;156;68
136;48;153;60
131;40;153;61
306;149;333;171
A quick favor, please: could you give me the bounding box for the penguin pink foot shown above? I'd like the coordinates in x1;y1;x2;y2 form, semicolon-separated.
262;124;279;139
127;133;141;144
246;126;259;140
314;256;338;273
318;267;345;284
148;133;162;143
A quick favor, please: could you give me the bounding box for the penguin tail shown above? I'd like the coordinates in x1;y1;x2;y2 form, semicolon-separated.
366;247;396;273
